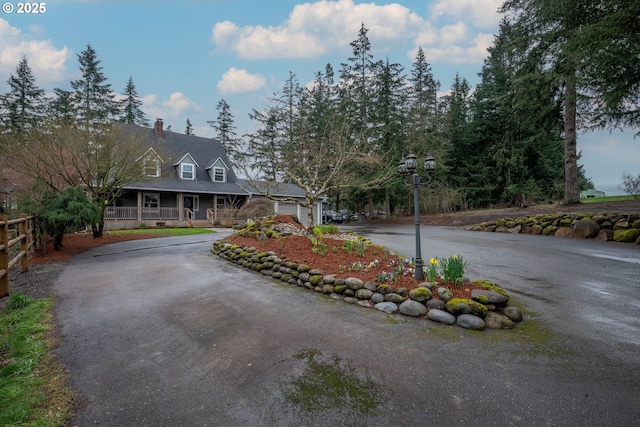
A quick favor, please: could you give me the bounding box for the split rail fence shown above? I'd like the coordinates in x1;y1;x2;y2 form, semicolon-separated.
0;214;37;298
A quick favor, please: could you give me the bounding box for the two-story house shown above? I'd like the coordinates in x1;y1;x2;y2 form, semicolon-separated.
104;119;319;230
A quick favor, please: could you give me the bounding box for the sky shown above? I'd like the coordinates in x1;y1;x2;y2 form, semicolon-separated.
1;0;638;193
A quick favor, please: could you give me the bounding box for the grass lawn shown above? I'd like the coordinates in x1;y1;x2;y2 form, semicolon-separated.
580;194;637;203
108;227;216;237
0;296;73;426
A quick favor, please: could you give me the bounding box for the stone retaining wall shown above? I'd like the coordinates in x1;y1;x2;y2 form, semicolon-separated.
466;211;640;244
212;240;523;331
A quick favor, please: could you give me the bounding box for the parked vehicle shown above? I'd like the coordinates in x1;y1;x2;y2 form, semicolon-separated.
322;210;346;223
349;212;369;221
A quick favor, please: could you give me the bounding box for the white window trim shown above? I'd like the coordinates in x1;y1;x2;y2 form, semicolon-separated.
181;163;195;180
213;166;226;182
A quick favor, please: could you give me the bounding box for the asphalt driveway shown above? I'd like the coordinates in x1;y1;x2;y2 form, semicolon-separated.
54;230;640;426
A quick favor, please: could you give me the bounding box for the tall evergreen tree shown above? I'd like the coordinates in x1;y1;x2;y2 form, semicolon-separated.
338;23;377;132
243;107;282;181
70;44;119;129
500;0;603;203
408;47;440;136
119;76;148;126
440;73;476;204
570;0;640;133
209;99;241;164
307;65;336;139
48;88;76;126
337;23;389;215
1;56;46;134
369;58;408;214
185;118;194;136
471;18;564;205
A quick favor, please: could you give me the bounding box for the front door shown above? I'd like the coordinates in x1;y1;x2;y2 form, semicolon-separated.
183;196;197;219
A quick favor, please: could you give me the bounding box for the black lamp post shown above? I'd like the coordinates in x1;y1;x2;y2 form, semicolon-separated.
398;152;436;280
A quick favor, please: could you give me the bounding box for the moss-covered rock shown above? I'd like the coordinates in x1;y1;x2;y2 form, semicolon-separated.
475;280;510;302
309;275;324;286
408;287;432;302
445;298;488;317
614;228;640;243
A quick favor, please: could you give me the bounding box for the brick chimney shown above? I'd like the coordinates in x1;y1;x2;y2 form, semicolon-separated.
154;118;164;138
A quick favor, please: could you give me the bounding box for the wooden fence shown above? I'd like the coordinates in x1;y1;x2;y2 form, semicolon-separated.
0;214;37;298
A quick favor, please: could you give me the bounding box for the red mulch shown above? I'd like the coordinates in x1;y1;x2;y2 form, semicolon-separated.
225;233;484;300
29;232;161;265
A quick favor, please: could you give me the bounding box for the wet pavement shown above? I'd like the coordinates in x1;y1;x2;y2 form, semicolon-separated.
54;228;640;426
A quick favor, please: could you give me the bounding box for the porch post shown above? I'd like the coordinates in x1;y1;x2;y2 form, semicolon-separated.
177;193;183;220
213;194;218;221
137;191;142;220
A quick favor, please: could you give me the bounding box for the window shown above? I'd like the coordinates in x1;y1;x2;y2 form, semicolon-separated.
143;157;160;177
143;193;159;208
181;163;194;180
213;167;225;182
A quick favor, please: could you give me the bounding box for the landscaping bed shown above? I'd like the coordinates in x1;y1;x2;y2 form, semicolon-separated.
213;215;523;331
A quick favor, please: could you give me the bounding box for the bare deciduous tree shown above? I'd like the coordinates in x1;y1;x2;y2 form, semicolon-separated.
238;114;396;229
0;121;150;237
619;173;640;198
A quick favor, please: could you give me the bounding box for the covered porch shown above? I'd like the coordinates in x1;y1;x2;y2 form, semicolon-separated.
104;190;246;230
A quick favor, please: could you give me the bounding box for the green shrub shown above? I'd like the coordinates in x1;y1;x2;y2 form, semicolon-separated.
315;224;338;234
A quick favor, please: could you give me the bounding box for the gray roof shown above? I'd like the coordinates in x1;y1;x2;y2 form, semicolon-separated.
236;179;307;198
120;123;304;198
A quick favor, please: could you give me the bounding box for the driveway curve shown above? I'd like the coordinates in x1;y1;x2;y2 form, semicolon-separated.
54;230;640;426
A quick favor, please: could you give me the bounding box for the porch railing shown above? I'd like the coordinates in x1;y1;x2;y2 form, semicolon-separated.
105;207;181;220
105;206;242;223
207;207;242;223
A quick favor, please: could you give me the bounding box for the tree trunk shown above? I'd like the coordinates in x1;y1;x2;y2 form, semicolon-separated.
564;76;579;204
384;188;391;219
92;202;106;238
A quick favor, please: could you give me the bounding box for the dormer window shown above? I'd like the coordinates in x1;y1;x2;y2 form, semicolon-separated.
144;157;161;177
213;167;225;182
138;147;163;178
181;163;195;180
206;157;229;183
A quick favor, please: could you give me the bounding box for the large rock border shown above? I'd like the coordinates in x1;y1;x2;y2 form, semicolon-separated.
466;211;640;244
212;240;523;331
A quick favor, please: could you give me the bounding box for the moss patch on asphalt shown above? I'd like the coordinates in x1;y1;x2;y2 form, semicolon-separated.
283;348;383;416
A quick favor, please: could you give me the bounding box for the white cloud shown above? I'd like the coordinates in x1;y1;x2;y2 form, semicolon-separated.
430;0;503;30
217;67;266;95
411;31;493;65
211;0;424;60
142;92;201;126
164;92;201;116
210;0;501;67
0;18;71;88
